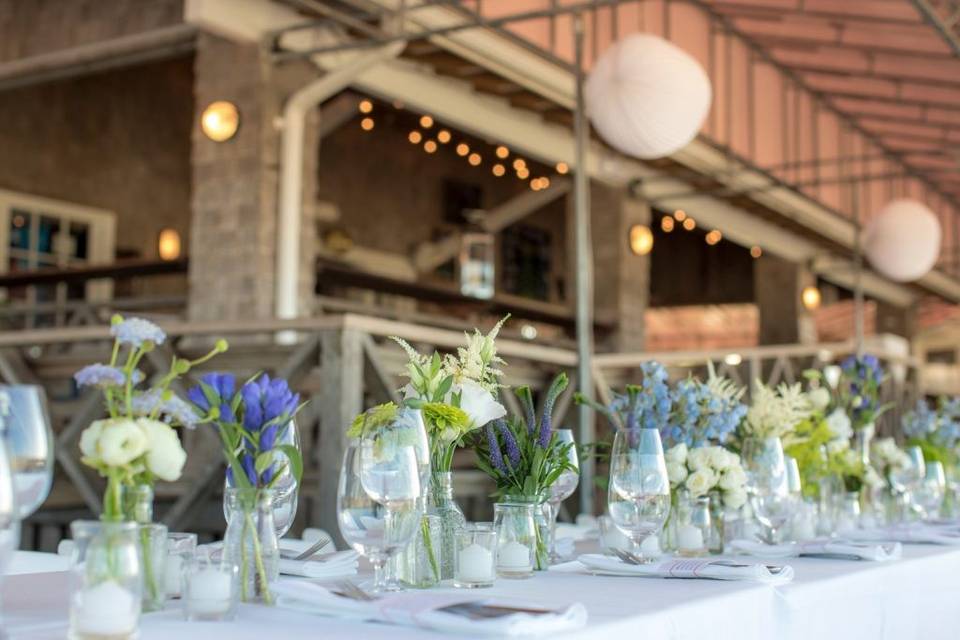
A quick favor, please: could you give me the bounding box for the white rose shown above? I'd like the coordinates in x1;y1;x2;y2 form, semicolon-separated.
455;380;506;430
137;418;187;482
719;465;747;491
709;447;735;471
667;462;688;485
96;419;148;467
686;468;717;497
665;443;688;465
825;409;852;441
724;488;747;509
808;387;830;411
79;419;106;462
688;447;712;472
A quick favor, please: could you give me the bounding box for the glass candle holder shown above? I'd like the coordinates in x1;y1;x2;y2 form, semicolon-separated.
165;533;197;599
183;556;239;622
675;496;710;558
454;523;497;588
493;503;535;579
137;523;168;613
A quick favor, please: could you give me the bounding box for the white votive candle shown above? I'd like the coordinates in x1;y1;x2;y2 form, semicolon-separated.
677;524;705;551
165;555;184;597
793;518;816;542
458;543;494;581
498;541;532;570
74;581;138;635
188;568;233;615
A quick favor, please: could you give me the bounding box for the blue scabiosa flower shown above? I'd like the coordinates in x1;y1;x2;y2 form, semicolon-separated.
132;389;201;429
110;317;166;347
74;364;142;388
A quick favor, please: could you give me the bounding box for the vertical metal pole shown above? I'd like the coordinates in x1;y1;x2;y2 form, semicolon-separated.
848;128;865;357
573;13;596;517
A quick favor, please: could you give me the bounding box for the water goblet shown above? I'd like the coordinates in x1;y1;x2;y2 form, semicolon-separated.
545;429;579;561
1;385;54;518
742;437;794;544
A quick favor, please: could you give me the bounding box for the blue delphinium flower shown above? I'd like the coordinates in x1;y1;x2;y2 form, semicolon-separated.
840;354;885;426
606;361;673;434
110;317;166;347
74;363;142;388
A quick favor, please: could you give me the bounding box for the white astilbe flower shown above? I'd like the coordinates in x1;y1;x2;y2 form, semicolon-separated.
704;361;746;404
744;381;814;439
443;316;508;392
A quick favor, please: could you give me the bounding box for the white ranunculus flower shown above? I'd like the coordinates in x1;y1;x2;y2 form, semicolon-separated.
665;442;688;465
825;408;852;441
667;462;688;485
724;488;747;509
137;418;187;482
685;468;717;497
79;419;106;461
687;447;712;472
808;387;830;411
719;465;747;491
96;419;148;467
456;380;506;429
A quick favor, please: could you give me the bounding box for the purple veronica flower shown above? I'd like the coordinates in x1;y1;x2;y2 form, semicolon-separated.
110;317;166;347
485;424;506;473
496;419;520;469
74;364;142;388
537;373;568;448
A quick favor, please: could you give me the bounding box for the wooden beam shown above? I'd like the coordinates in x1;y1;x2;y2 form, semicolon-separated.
318;92;362;138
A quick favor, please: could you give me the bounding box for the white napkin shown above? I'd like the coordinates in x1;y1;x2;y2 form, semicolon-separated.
848;524;960;546
730;539;902;562
571;554;794;585
273;581;588;637
279;550;359;579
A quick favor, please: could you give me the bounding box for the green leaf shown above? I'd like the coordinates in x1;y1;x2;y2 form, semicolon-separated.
277;444;303;483
255;451;274;476
227;456;252;489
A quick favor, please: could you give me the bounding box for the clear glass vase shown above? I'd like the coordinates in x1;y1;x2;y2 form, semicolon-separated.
122;484;153;525
834;491;862;534
68;520;142;640
493;501;536;579
430;472;466;580
137;523;168;612
499;494;549;570
394;513;442;588
222;488;279;604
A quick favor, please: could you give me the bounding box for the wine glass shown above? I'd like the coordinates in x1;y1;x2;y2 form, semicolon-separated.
0;427;19;580
916;461;946;521
1;385;54;518
607;428;670;563
545;429;579;561
891;446;925;523
337;440;421;593
742;437;795;544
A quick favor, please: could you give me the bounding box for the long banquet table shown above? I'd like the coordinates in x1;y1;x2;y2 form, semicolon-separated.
4;543;960;640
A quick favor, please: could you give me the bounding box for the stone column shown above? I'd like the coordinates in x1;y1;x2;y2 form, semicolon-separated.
754;255;816;345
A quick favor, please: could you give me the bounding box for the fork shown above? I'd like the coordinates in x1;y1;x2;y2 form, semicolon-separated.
334;581;376;602
280;536;332;561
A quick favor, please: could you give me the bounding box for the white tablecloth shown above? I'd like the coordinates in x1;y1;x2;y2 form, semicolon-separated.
4;544;960;639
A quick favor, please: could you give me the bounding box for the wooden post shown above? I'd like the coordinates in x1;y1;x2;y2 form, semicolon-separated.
316;328;364;544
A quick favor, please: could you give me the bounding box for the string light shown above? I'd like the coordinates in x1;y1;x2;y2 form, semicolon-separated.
531;179;542;191
420;115;434;128
492;164;506;177
516;167;530;179
437;130;451;143
540;176;551;188
408;131;423;144
496;145;509;159
360;117;375;131
513;158;527;171
705;229;722;245
674;209;687;221
661;217;675;232
683;217;696;230
556;162;569;174
424;140;438;153
358;99;373;114
456;143;470;156
468;152;482;166
750;246;763;258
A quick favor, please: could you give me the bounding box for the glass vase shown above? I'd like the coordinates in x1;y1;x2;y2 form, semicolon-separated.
394;513;442;588
499;494;549;571
68;520;141;640
834;491;862;534
429;472;466;580
122;484;154;525
137;523;168;612
854;423;874;466
493;501;536;579
222;488;279;604
706;491;725;554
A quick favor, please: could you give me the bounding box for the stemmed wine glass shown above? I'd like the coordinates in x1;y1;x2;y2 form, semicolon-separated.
545;429;579;562
1;385;54;519
916;461;946;521
742;437;795;544
0;421;18;579
891;446;926;523
607;428;670;563
337;439;422;593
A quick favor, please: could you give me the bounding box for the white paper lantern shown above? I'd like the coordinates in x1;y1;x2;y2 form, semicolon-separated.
585;34;712;160
864;199;941;282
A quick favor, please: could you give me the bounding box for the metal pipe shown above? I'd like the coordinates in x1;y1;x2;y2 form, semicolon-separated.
572;13;595;517
275;42;405;335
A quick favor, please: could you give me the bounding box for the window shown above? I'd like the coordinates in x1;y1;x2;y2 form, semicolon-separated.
0;189;115;327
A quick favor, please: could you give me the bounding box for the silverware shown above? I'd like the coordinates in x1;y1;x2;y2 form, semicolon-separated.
281;536;332;561
334;581;376;602
612;548;643;565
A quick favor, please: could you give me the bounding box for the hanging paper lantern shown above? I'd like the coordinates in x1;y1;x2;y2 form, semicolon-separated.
864;199;941;282
585;34;712;160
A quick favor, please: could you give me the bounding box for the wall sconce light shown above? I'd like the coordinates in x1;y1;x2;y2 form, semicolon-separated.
801;285;821;310
201;100;240;142
158;228;181;261
628;224;654;256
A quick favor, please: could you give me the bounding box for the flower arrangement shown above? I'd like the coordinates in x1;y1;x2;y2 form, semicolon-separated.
902;397;960;468
871;437;912;482
75;315;227;521
575;361;672;436
836;355;890;431
663;443;747;509
783;397;852;499
740;381;813;440
828;447;882;493
667;365;747;448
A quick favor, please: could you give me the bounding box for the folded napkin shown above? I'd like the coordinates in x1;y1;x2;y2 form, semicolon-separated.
848;525;960;546
273;581;588;637
279;550;359;579
571;554;793;585
730;539;901;562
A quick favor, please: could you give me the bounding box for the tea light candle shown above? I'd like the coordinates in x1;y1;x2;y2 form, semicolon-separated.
165;555;184;598
74;581;138;635
793;517;816;542
498;541;531;570
677;524;704;551
188;567;233;615
458;543;494;581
